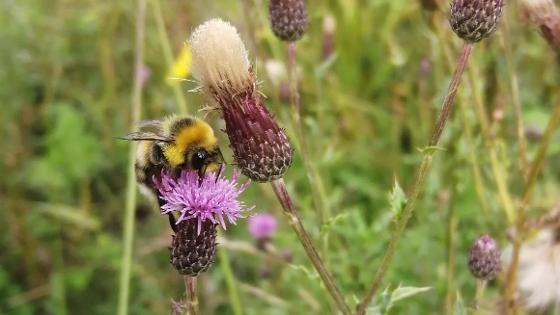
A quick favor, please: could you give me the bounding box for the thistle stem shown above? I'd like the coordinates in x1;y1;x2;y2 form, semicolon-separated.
473;279;486;313
270;178;351;315
219;247;244;315
355;42;473;315
184;276;199;315
286;42;329;225
116;0;145;314
504;99;560;315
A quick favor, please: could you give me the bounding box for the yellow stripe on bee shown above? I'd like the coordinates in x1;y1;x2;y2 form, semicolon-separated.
163;119;217;168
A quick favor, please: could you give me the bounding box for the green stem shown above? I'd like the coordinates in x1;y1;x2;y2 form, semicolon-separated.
504;99;560;314
219;247;243;315
151;0;188;114
468;64;515;223
286;42;329;225
473;279;486;313
184;276;199;315
271;178;352;315
355;42;473;315
117;0;145;314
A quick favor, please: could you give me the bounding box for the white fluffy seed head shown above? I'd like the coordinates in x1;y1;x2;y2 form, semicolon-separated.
189;19;251;93
521;0;559;24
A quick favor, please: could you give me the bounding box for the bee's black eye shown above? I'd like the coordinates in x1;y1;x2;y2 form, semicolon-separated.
191;149;208;171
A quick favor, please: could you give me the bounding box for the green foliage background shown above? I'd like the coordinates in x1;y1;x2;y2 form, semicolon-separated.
1;0;559;314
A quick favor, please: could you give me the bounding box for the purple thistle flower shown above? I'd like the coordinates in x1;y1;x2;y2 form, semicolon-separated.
248;213;278;240
154;169;253;235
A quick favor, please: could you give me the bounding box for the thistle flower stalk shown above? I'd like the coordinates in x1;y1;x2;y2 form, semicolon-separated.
355;41;475;315
189;19;350;314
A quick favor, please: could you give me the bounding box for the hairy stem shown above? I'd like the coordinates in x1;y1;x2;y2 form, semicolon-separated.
183;276;199;315
504;99;560;315
355;42;473;315
286;42;329;225
271;178;351;315
117;0;145;314
473;279;486;313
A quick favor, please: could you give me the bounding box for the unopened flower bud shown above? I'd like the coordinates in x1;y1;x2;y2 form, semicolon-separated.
468;234;501;280
450;0;505;42
269;0;308;42
170;219;217;276
189;19;293;182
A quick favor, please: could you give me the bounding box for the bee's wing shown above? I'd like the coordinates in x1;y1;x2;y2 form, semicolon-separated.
137;119;163;131
119;131;170;142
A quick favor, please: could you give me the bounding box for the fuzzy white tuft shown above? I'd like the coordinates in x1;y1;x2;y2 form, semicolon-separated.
521;0;559;24
189;19;251;93
515;228;560;310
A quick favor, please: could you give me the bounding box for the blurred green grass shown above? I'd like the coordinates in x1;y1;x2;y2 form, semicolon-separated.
1;0;559;314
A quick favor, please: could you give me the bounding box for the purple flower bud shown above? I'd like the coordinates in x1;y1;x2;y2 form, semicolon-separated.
449;0;505;42
269;0;308;42
468;234;501;280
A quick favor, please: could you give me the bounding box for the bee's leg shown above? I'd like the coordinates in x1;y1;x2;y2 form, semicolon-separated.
215;163;224;183
158;194;178;232
197;165;208;187
167;213;178;233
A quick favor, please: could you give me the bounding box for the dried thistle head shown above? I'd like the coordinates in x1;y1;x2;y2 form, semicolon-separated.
520;0;559;25
269;0;308;42
189;19;293;182
468;234;501;280
449;0;505;42
520;0;560;51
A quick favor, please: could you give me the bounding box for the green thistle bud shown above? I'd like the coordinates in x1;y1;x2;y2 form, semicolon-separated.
269;0;308;42
449;0;505;42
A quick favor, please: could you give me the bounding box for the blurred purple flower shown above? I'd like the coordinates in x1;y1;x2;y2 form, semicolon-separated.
154;169;253;235
248;213;278;240
140;64;151;87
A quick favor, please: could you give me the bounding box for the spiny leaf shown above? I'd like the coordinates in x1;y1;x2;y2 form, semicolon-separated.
390;179;407;221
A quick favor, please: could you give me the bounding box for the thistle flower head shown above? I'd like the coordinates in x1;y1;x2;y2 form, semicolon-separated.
248;213;278;240
189;19;251;94
449;0;505;42
189;19;293;182
269;0;308;42
468;234;501;280
154;169;253;235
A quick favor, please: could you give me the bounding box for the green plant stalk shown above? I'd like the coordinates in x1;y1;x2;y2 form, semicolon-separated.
501;19;529;178
117;0;145;314
473;279;486;313
355;42;473;315
184;276;199;315
271;178;352;315
286;42;329;225
504;99;560;315
219;247;243;315
467;66;515;223
151;0;188;115
432;16;490;214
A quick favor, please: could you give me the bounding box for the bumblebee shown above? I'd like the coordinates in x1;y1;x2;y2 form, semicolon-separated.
122;116;224;228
